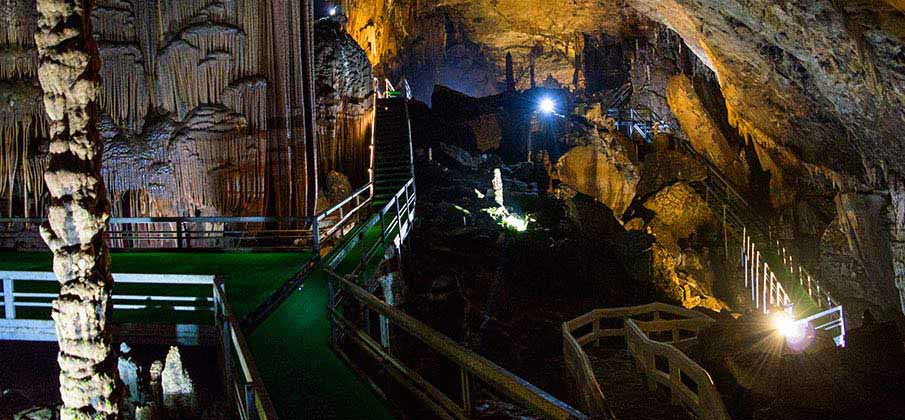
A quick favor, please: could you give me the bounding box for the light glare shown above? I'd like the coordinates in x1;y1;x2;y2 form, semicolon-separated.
328;6;338;16
538;97;556;114
772;312;805;341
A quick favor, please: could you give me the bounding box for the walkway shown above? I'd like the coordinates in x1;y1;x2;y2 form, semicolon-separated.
586;347;695;420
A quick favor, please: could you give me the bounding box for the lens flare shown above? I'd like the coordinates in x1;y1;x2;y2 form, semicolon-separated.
538;97;556;114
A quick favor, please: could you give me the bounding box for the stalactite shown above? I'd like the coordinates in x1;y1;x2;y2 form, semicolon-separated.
222;77;268;131
0;46;38;80
98;44;150;131
157;24;247;119
2;0;326;223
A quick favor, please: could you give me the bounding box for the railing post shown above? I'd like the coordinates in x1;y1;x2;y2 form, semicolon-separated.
312;217;321;253
669;361;681;405
3;278;14;319
245;382;258;420
176;221;184;249
460;366;472;415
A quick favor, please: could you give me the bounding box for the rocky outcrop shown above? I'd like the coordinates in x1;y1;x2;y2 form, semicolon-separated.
642;183;728;312
554;115;640;219
666;74;748;189
554;140;639;220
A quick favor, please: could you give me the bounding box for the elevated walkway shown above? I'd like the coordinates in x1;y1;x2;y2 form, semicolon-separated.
563;303;728;420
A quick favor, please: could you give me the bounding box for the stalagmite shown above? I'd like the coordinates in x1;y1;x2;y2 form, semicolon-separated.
33;0;122;419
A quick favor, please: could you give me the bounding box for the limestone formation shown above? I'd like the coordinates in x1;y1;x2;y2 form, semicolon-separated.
643;183;727;311
161;346;197;417
33;0;122;418
666;74;748;189
314;18;374;185
554;130;639;220
3;0;343;220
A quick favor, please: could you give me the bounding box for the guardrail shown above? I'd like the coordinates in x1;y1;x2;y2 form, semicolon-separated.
313;183;374;251
0;271;278;419
329;271;588;420
0;271;216;344
563;303;724;419
0;183;373;251
330;177;416;273
213;278;280;420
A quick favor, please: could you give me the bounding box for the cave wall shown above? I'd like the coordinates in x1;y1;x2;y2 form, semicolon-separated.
340;0;905;318
341;0;649;103
1;0;373;218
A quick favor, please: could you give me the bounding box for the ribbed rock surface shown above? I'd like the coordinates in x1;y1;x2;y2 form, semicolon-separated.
314;18;374;186
2;1;370;218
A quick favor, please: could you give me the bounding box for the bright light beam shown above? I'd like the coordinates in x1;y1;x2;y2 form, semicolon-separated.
328;6;338;16
538;97;556;115
771;311;806;342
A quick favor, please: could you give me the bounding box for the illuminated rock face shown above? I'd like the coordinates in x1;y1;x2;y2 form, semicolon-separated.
314;18;375;187
2;0;369;219
554;133;639;220
341;0;643;102
666;74;748;190
643;183;728;312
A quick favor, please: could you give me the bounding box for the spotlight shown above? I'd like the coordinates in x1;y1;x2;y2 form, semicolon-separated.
328;6;338;16
771;311;805;342
538;97;556;115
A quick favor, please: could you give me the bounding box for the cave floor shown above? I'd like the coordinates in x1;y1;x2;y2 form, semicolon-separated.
0;249;395;419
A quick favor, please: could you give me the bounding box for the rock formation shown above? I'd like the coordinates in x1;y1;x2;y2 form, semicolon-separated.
161;346;197;417
33;0;122;418
2;0;367;220
314;18;374;187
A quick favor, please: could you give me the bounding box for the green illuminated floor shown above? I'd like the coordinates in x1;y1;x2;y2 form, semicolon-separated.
0;248;394;419
248;217;395;419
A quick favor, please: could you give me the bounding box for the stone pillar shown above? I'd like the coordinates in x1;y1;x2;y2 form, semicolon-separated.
33;0;122;417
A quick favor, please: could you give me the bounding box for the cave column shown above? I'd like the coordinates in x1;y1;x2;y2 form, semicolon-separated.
33;0;122;418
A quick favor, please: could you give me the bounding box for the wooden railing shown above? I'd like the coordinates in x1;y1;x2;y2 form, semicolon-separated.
563;303;726;420
0;271;278;419
329;271;588;420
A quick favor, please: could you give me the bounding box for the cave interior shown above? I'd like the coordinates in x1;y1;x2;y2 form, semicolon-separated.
2;1;905;419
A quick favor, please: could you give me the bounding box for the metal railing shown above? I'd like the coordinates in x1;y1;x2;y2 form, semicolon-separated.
328;177;416;272
0;183;373;252
609;105;846;344
213;278;279;420
0;271;278;419
313;183;374;251
329;271;588;420
563;303;726;420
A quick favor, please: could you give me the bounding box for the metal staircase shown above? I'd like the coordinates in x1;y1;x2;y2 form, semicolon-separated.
609;105;845;343
372;97;414;209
